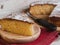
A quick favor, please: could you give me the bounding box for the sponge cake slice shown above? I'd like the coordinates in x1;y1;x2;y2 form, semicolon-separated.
0;18;35;36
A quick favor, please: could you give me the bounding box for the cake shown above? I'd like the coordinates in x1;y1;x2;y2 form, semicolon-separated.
29;4;56;19
0;18;41;43
0;18;35;36
49;17;60;27
0;24;40;43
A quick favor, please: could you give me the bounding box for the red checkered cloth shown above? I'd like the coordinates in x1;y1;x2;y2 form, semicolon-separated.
0;28;58;45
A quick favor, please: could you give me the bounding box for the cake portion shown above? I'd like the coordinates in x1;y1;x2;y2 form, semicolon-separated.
49;17;60;27
29;4;56;15
29;4;56;19
0;18;35;36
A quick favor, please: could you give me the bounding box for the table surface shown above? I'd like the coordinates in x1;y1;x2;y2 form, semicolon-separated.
51;35;60;45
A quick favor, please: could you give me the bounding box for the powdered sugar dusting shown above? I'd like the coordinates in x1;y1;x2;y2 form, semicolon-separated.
6;12;33;23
